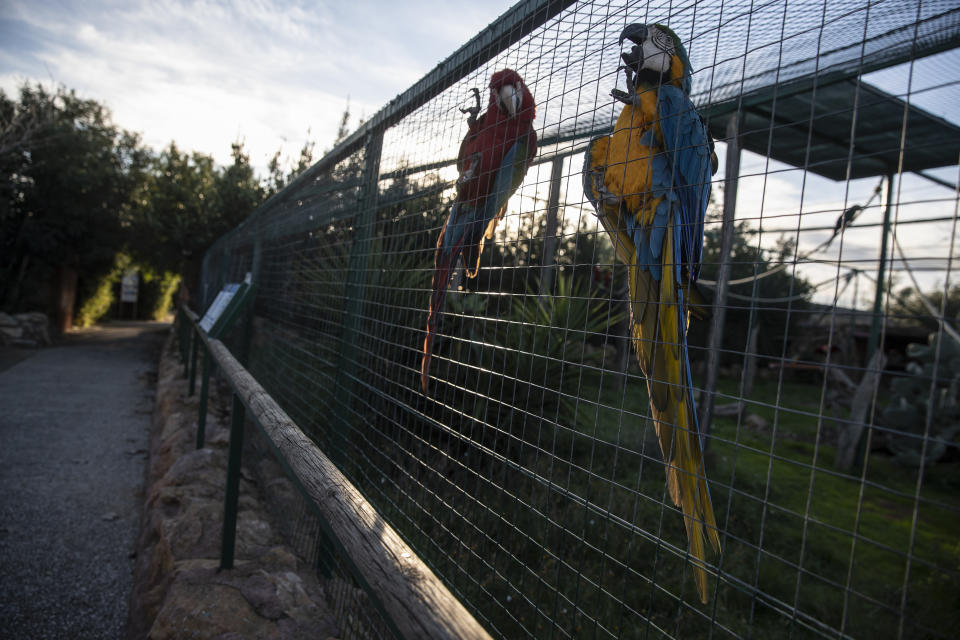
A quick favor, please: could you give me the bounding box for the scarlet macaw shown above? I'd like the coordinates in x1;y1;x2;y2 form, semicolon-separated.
421;68;537;392
582;23;721;602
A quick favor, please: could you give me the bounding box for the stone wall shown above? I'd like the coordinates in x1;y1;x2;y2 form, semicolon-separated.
0;312;53;347
127;335;341;639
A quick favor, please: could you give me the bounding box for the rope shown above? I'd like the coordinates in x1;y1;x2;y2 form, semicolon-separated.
699;178;885;287
722;271;853;304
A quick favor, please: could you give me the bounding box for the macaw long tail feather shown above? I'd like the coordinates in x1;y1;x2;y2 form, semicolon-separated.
651;401;722;603
421;224;465;393
630;228;721;603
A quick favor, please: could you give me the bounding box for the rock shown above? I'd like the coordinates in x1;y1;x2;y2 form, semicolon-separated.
148;565;272;640
0;312;16;327
129;333;340;640
13;312;53;346
148;559;340;640
744;413;769;431
714;402;744;417
0;325;24;340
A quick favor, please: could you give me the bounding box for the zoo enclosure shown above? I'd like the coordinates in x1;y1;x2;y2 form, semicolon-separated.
196;1;960;638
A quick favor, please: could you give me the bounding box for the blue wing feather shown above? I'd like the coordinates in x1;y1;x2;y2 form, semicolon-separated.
656;85;711;277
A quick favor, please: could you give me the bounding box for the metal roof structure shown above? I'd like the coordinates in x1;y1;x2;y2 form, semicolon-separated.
706;77;960;181
250;0;960;223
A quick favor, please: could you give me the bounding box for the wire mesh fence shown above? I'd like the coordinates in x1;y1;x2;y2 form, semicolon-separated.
240;410;399;640
197;0;960;637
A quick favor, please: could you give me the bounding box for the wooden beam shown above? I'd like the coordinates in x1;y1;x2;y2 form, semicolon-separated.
203;336;493;640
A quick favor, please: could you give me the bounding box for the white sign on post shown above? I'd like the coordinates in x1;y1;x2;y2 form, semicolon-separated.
120;271;139;303
199;283;241;333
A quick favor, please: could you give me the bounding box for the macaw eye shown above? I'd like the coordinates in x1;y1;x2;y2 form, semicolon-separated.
652;29;676;55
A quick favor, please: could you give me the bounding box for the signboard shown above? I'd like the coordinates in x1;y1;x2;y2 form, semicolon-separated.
198;273;253;335
199;283;240;333
120;271;139;303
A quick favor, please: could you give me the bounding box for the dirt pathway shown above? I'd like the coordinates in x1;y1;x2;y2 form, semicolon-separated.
0;322;168;639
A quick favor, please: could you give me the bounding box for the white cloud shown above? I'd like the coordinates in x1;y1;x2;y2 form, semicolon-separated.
0;0;515;171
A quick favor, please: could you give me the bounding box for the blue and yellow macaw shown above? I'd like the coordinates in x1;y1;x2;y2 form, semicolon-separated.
583;23;721;602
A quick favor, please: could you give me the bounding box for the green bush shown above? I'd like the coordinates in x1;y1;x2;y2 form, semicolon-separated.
138;269;180;320
75;269;118;327
73;253;180;326
75;254;131;327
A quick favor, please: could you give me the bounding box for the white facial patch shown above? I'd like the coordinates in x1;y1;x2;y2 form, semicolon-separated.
499;84;521;116
651;27;676;55
641;38;672;73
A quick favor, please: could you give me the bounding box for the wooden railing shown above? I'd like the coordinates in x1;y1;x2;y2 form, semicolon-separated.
177;305;492;640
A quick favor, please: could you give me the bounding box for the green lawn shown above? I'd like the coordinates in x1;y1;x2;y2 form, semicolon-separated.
396;366;960;638
259;309;960;638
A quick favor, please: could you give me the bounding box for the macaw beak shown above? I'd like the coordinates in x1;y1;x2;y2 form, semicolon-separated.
498;83;521;117
619;23;648;70
619;23;648;47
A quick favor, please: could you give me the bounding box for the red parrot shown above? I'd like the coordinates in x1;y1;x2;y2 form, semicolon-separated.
421;68;537;393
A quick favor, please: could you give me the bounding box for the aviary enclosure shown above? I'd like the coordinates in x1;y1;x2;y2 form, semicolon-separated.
194;0;960;637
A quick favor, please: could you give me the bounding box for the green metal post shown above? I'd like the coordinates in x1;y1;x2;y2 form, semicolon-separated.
237;237;261;368
177;309;188;366
332;130;383;459
856;174;895;471
197;350;211;449
188;327;199;396
184;322;192;376
866;174;895;360
220;393;246;570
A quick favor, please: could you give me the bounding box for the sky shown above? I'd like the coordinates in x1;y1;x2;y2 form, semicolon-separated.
2;0;956;309
0;0;517;172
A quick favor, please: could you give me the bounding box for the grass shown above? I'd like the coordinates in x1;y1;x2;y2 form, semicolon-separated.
352;355;960;639
247;249;960;638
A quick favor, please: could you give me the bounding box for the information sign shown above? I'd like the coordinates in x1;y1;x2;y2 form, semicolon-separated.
199;283;240;333
120;271;139;303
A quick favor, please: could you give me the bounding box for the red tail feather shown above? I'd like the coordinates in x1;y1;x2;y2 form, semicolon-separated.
421;233;464;392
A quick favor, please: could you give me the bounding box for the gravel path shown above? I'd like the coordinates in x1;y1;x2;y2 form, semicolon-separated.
0;322;168;639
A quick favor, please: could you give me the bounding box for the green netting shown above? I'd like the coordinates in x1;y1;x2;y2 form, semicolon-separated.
198;1;960;638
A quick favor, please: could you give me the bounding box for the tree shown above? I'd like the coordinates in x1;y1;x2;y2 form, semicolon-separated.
264;131;317;198
217;141;264;228
129;143;222;297
0;84;149;329
691;215;813;360
890;283;960;334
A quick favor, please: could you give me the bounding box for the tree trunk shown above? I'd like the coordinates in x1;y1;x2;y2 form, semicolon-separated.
57;266;78;333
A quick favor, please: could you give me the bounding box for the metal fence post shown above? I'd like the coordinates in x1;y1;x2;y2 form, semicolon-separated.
220;392;246;570
699;111;742;442
197;349;211;449
237;236;262;368
540;156;563;297
177;309;188;366
188;329;199;396
331;129;384;459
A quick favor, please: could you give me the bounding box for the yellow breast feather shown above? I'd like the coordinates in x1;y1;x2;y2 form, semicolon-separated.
602;89;662;223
